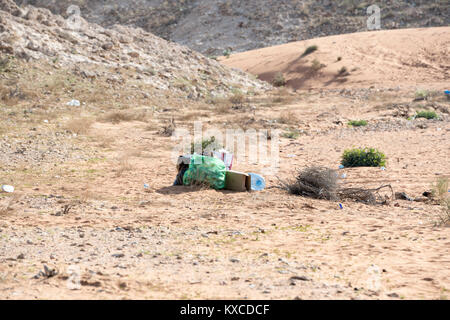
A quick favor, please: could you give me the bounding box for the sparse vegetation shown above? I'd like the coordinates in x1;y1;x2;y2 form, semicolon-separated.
348;120;368;127
0;56;14;73
415;89;429;101
229;89;245;105
272;72;286;87
433;177;450;226
285;167;338;200
282;129;300;139
159;117;176;137
342;148;386;168
99;110;149;124
301;45;318;57
311;59;325;72
64;118;93;135
277;110;299;125
190;136;222;154
416;110;439;120
337;66;349;76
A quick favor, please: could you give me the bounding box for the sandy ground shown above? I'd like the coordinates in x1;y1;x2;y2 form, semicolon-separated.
0;28;449;300
220;27;449;91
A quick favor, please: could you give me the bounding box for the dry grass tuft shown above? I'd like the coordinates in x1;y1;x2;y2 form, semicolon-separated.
99;110;148;124
159;117;176;137
433;177;450;226
0;194;20;216
115;155;133;177
284;167;339;200
277;109;299;125
64;118;93;135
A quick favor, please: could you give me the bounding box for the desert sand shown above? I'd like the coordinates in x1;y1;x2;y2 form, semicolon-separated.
0;24;449;300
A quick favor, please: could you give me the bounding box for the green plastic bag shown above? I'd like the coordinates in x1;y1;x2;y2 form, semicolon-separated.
183;155;226;190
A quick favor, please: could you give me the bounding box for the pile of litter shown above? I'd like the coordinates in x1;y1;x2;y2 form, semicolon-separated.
173;149;265;192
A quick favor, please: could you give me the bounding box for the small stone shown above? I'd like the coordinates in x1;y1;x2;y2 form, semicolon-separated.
230;258;240;263
290;275;310;281
17;253;25;260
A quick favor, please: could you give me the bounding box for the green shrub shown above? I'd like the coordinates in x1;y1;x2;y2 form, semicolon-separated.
301;45;318;57
272;72;286;87
416;110;438;120
282;129;301;139
191;136;222;154
348;120;368;127
223;49;232;58
342;148;386;168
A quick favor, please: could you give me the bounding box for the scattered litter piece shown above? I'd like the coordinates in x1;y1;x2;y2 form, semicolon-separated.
380;166;386;171
67;99;81;107
395;192;413;201
339;203;343;209
248;173;265;191
144;183;149;189
1;185;14;193
341;173;347;179
43;119;49;123
287;154;296;158
339;165;345;169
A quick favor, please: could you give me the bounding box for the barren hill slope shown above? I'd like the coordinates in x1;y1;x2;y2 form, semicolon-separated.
220;27;450;90
14;0;450;55
1;0;268;98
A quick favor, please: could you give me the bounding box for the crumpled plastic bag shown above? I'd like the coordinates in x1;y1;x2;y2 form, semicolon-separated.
183;155;226;190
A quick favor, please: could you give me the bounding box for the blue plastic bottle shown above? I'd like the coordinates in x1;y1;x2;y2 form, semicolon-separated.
248;173;265;191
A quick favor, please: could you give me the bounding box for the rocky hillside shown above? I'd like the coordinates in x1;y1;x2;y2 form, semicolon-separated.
1;0;269;98
14;0;450;55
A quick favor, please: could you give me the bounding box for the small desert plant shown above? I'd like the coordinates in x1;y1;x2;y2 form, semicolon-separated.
223;48;232;58
229;89;245;105
277;110;299;125
311;59;325;72
191;136;222;155
337;66;349;76
272;72;287;87
342;148;386;168
64;118;93;135
416;110;438;120
0;56;13;73
414;89;428;101
100;110;147;124
433;177;450;226
348;120;368;127
115;155;133;177
286;167;339;200
159;117;176;137
282;129;300;139
301;45;318;57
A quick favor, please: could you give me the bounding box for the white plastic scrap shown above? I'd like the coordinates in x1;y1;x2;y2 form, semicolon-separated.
1;185;14;193
67;99;81;107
